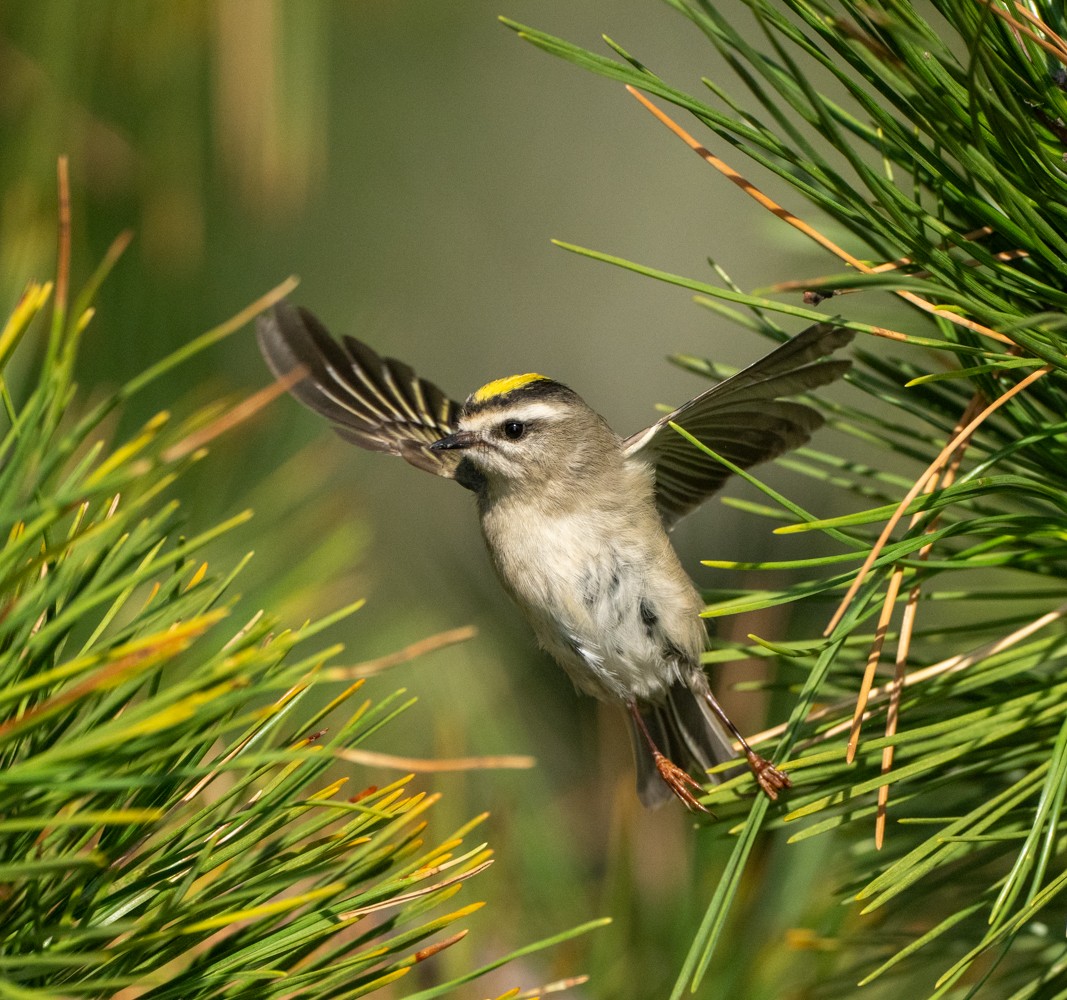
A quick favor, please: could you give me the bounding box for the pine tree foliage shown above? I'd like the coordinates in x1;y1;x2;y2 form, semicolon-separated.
505;2;1067;996
0;186;604;999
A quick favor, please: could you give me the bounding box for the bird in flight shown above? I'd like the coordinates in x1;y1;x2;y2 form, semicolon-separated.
258;302;851;810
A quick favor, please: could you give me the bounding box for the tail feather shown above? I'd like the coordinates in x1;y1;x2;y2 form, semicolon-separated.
627;676;739;809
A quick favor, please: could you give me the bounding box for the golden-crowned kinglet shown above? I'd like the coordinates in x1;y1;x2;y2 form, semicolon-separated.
257;302;851;810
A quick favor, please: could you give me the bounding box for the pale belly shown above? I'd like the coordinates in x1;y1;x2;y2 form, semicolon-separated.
483;508;704;703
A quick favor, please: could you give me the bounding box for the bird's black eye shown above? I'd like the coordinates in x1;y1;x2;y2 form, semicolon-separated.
502;420;526;440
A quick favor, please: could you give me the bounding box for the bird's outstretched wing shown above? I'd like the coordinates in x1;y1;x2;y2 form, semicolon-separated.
623;323;853;529
256;301;465;479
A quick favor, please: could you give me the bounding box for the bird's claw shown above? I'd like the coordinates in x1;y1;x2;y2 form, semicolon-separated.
654;752;711;813
746;751;792;801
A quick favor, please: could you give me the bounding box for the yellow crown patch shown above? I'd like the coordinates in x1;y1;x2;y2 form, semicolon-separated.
471;372;549;403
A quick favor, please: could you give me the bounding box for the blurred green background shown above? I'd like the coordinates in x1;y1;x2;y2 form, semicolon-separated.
0;3;860;996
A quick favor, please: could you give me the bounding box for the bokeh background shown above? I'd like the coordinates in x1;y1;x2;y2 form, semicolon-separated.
1;3;866;996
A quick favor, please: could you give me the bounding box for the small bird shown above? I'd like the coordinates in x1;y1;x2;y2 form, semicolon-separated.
257;302;851;810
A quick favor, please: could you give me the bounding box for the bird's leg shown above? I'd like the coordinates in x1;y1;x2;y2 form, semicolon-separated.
627;701;710;813
702;690;792;800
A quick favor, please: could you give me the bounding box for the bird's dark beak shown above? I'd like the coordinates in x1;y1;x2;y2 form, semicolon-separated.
430;430;478;452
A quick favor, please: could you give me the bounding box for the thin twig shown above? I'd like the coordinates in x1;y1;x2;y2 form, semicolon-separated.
793;226;997;281
1011;2;1067;57
848;392;981;763
162;367;306;462
626;87;1017;347
846;569;903;764
824;365;1051;636
771;248;1030;297
517;976;592;998
411;930;469;964
54;156;70;331
975;0;1067;64
872;395;976;847
335;747;536;772
339;858;494;919
323;625;478;678
874;586;916;848
747;599;1067;748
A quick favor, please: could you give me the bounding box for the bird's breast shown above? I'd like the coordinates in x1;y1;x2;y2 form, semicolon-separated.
480;501;704;701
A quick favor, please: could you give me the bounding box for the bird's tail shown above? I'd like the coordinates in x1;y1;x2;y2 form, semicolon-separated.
627;674;739;809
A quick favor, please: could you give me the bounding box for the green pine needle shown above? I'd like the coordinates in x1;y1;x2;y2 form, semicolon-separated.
511;0;1067;995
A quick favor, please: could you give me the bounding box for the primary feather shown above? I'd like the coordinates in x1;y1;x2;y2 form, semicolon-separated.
256;301;463;478
623;323;853;527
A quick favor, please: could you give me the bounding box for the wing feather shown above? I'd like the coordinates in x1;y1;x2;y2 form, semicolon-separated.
624;323;852;528
256;301;464;479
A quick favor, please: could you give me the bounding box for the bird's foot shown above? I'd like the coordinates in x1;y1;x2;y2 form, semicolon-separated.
699;689;792;802
745;750;792;801
653;752;711;814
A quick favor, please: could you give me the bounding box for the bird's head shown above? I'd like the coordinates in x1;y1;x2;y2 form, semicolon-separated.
429;373;615;491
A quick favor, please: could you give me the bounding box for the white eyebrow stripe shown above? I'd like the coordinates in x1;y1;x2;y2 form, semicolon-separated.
460;401;565;431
